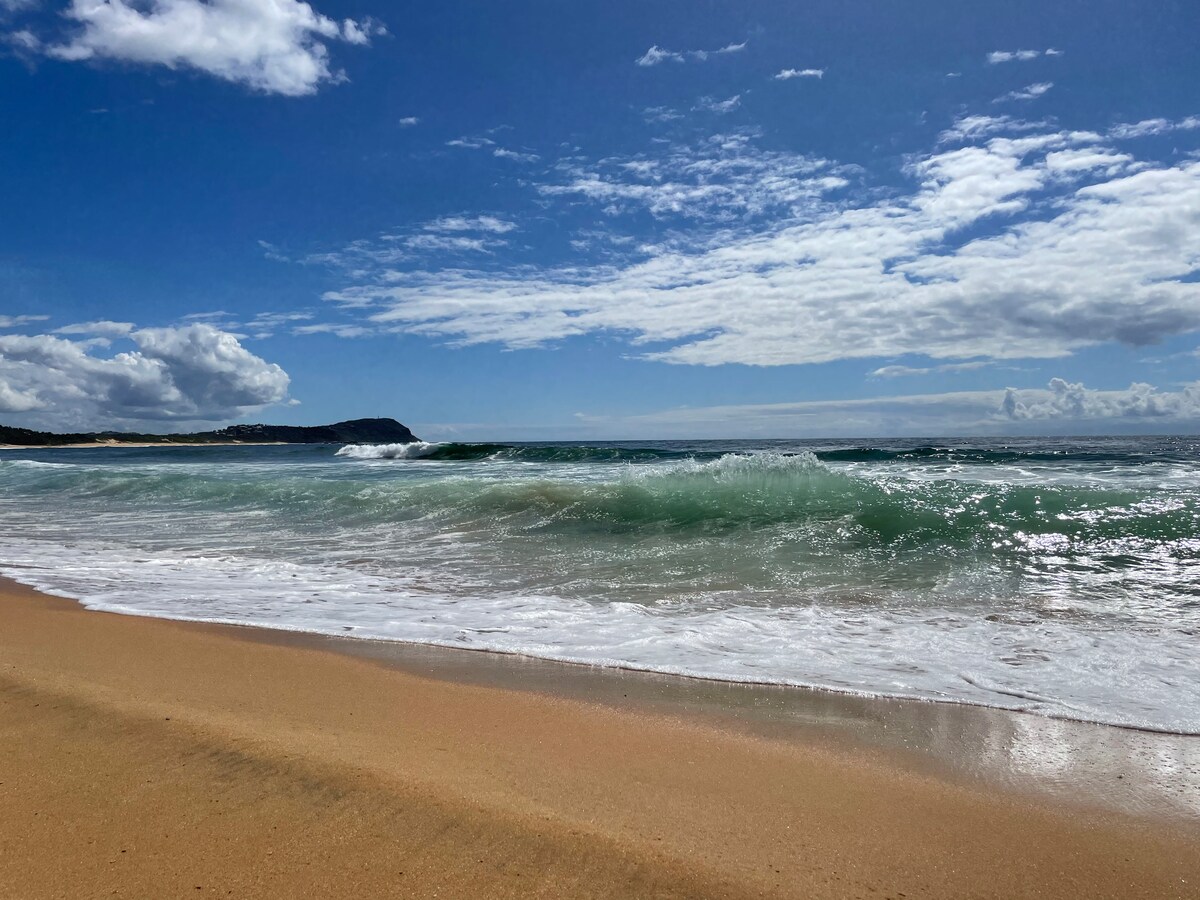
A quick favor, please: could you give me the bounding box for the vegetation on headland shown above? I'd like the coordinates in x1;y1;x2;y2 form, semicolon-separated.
0;418;417;447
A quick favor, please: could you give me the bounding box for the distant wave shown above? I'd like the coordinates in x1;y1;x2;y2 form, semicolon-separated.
337;441;695;463
335;441;1194;466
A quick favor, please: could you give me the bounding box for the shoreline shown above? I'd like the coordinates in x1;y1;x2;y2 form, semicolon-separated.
2;578;1198;898
12;572;1200;823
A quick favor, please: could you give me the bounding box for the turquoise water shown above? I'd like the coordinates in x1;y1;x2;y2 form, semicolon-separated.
2;436;1198;732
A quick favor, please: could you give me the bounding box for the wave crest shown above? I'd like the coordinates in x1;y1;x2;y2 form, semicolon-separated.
336;441;446;460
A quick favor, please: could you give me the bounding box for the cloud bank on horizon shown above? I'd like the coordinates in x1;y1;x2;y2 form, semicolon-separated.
2;0;1199;436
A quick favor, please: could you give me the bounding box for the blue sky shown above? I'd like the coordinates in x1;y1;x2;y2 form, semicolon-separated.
1;0;1198;438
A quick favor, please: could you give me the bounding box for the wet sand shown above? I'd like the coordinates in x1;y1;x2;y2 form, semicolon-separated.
1;578;1198;898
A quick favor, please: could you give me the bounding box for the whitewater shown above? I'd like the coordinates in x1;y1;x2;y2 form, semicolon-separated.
2;436;1198;733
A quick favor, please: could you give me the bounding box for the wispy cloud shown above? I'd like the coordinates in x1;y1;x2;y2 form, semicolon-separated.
398;116;419;127
642;105;683;124
694;94;741;114
447;135;495;149
994;82;1054;103
774;68;824;80
937;114;1054;143
636;41;746;66
567;379;1200;438
318;119;1200;369
493;147;540;163
22;0;383;96
1108;116;1200;139
869;362;991;378
53;320;135;337
425;215;517;234
535;131;847;222
0;314;50;329
987;48;1063;64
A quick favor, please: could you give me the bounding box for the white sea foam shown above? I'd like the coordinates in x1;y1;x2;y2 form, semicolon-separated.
336;441;445;459
1;531;1197;736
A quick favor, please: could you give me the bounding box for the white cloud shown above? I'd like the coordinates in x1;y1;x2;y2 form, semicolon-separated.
774;68;823;80
291;322;369;338
0;315;50;329
425;215;516;234
694;94;741;114
0;323;290;427
398;116;419;127
994;82;1053;103
1109;116;1200;140
39;0;381;96
0;380;41;413
403;234;492;253
319;121;1200;368
305;213;517;273
54;320;135;337
1002;378;1200;421
636;41;745;66
938;114;1051;143
492;147;540;163
869;361;990;378
1043;147;1133;177
535;131;847;222
446;135;495;149
6;27;39;50
642;105;682;124
635;45;681;66
987;49;1062;64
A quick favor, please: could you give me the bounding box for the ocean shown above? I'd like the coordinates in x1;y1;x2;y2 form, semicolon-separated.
2;436;1197;734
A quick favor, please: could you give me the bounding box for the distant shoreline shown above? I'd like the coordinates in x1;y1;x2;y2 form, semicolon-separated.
0;441;289;450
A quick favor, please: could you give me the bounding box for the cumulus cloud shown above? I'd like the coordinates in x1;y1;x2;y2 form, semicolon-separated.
1002;378;1200;421
398;116;419;127
317;120;1200;368
774;68;823;80
0;323;290;427
636;41;745;66
35;0;382;96
987;49;1062;64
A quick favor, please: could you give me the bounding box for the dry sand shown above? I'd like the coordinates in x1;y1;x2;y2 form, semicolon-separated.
1;579;1197;898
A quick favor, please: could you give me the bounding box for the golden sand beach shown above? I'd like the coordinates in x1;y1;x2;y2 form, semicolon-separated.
1;578;1197;898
